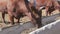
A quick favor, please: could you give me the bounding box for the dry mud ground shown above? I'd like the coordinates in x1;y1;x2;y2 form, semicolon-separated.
0;9;60;34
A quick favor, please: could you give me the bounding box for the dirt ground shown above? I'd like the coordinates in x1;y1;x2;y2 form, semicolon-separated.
0;9;60;34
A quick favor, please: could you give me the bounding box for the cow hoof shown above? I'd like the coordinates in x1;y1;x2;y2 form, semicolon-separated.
10;23;15;26
15;22;20;25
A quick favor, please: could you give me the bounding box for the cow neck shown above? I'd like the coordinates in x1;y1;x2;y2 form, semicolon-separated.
34;0;36;7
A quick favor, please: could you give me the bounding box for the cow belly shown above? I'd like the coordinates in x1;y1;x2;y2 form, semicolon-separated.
18;5;28;13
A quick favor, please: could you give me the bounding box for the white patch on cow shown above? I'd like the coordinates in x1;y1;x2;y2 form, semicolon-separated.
28;0;30;2
39;6;45;10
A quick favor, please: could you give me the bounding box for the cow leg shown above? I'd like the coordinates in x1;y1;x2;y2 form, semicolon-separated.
8;11;14;25
48;12;51;16
37;10;42;28
7;9;15;25
58;6;60;13
25;12;37;27
32;11;42;28
48;11;52;16
45;6;49;16
2;12;6;23
17;18;20;23
31;7;43;28
58;8;60;14
15;18;20;25
9;15;14;25
7;4;15;25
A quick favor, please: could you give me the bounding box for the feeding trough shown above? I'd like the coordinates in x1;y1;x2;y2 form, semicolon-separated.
29;19;60;34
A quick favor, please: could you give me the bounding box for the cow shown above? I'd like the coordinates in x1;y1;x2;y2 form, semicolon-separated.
28;0;60;16
0;0;19;24
46;0;60;16
0;0;40;28
7;0;46;28
6;0;40;28
26;0;60;28
26;0;52;28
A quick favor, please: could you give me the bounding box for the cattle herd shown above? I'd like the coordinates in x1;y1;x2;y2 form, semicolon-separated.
0;0;60;28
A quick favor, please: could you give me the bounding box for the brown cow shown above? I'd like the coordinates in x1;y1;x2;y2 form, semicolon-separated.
0;0;18;24
27;0;60;28
6;0;38;27
27;0;52;28
0;0;39;27
8;0;44;28
46;0;60;16
28;0;60;16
